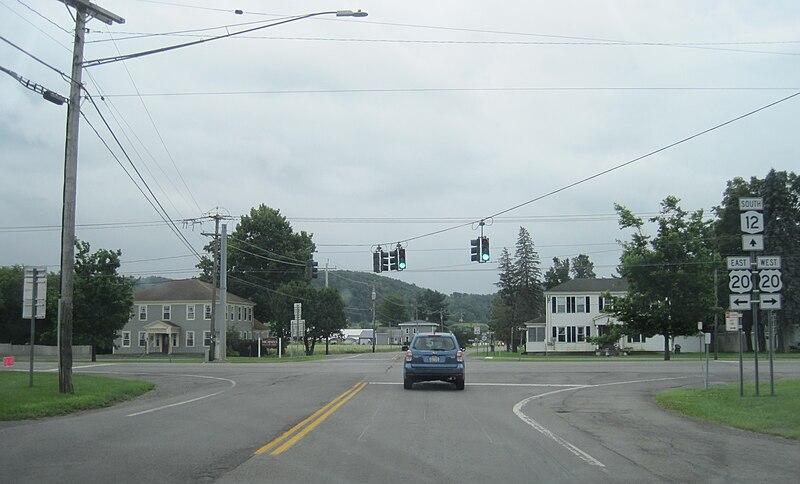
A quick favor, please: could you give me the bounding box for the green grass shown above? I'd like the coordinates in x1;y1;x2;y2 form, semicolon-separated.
0;372;154;421
656;379;800;439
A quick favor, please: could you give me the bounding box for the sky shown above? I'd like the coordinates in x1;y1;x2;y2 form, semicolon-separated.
1;0;798;296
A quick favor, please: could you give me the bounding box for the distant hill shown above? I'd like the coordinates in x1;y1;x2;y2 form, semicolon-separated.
312;270;493;326
132;272;493;326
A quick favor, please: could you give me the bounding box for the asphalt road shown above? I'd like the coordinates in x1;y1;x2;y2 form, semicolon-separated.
2;354;799;484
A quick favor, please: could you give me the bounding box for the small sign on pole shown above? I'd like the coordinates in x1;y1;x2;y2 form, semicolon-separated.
725;311;741;331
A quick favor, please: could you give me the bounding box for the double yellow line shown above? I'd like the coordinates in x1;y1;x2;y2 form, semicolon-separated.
255;381;367;456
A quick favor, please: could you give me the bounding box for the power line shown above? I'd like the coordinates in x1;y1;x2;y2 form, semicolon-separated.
98;86;800;98
394;91;800;247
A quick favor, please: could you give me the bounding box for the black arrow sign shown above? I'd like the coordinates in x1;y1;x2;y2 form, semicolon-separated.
762;297;778;305
749;238;758;247
734;297;749;305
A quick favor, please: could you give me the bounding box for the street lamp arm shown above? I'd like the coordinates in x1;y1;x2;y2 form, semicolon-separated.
82;10;366;68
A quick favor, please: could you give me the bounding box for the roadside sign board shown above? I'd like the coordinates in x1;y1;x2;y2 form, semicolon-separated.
22;266;47;319
742;235;764;251
759;294;782;310
474;326;480;335
756;256;781;270
293;303;302;321
740;211;764;234
758;269;782;293
739;197;763;211
261;337;279;348
725;311;741;331
726;256;749;270
729;294;750;311
728;270;753;294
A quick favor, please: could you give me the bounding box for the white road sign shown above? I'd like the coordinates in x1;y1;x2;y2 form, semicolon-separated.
738;197;763;211
725;311;740;331
728;270;753;294
293;303;302;321
756;256;781;269
22;266;47;319
742;234;764;251
726;256;749;270
758;269;782;293
729;294;751;311
759;294;782;310
740;211;764;234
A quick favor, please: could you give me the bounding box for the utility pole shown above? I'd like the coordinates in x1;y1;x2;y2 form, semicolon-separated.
371;285;376;353
208;214;220;361
219;223;228;361
57;0;124;394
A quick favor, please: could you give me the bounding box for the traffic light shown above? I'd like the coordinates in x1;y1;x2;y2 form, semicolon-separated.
380;249;389;272
373;251;382;273
305;259;319;280
471;238;480;262
481;237;490;262
397;248;406;270
389;249;398;271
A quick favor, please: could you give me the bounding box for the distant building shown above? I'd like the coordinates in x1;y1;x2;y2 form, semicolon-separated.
525;278;701;354
113;279;256;356
398;320;440;345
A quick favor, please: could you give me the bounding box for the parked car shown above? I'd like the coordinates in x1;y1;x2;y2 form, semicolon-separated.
403;332;465;390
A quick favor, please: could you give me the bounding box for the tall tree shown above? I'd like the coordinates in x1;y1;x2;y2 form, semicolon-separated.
570;254;596;279
611;197;717;360
268;280;316;354
415;289;449;327
72;241;134;360
0;266;58;345
491;248;516;345
199;204;315;325
511;227;543;351
312;287;347;355
377;295;410;325
544;257;571;290
714;171;799;352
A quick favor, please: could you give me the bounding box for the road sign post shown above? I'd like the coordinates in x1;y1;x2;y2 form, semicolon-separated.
23;267;47;388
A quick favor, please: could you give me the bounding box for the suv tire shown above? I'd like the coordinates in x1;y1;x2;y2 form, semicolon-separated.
404;378;413;390
455;379;465;390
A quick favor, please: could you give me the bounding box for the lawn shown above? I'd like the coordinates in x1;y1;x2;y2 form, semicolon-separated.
656;379;800;439
0;372;154;421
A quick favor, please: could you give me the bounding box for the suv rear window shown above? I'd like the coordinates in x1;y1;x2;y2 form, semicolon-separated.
412;335;456;351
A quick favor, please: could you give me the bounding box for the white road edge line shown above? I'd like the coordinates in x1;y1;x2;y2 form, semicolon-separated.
367;382;584;387
512;376;693;469
126;374;237;417
513;386;604;467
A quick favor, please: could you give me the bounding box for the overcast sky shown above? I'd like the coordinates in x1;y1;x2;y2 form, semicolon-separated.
1;0;798;296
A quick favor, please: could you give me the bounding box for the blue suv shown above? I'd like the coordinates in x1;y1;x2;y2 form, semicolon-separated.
403;332;465;390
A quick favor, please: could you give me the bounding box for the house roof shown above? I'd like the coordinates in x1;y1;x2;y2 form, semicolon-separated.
546;278;629;294
134;279;253;305
398;320;440;327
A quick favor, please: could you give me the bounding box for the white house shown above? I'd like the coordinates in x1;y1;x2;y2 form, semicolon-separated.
526;278;701;354
398;320;439;345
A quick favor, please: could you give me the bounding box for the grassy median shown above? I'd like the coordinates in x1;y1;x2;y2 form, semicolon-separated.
657;379;800;439
0;372;154;421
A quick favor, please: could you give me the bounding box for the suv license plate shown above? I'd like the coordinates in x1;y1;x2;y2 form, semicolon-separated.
429;355;439;363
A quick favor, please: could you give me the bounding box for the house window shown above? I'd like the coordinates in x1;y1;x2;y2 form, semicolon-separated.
528;326;546;342
187;305;195;320
171;333;178;348
139;305;147;321
203;330;212;347
557;327;566;342
553;297;567;313
228;304;233;321
576;297;590;313
129;306;135;320
204;304;212;320
138;331;146;347
186;331;195;347
405;328;409;334
599;296;614;312
122;331;131;347
162;305;171;320
152;335;160;348
237;306;242;321
247;307;252;321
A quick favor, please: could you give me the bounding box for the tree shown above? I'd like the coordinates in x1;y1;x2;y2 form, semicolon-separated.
570;254;596;279
313;287;347;355
199;205;315;325
490;248;516;346
511;227;544;351
611;197;717;360
377;295;410;326
415;289;449;327
268;280;316;354
0;266;58;345
714;171;799;352
544;257;571;290
71;241;134;360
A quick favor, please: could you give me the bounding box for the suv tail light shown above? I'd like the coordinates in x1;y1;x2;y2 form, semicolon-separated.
456;350;463;362
405;350;412;362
